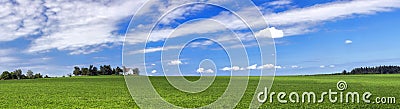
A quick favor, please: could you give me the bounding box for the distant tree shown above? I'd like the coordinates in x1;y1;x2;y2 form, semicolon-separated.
44;75;50;78
67;73;72;77
104;65;112;75
342;70;347;75
348;66;400;75
132;68;140;75
20;74;27;79
92;66;98;76
1;71;11;80
26;70;34;79
10;72;15;79
115;67;123;75
14;69;22;80
112;68;116;75
89;65;95;76
73;66;81;76
34;73;43;79
81;68;89;75
100;66;106;75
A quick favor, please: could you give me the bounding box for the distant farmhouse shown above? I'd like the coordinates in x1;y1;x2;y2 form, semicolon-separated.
122;66;140;76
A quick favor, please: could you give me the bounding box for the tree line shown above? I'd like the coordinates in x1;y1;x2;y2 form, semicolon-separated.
340;65;400;75
1;69;46;80
73;65;124;76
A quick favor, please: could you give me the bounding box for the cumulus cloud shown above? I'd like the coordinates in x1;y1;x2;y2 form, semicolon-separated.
255;27;284;38
257;64;281;69
247;64;258;70
345;40;353;44
220;66;244;71
168;59;183;65
196;68;214;73
151;70;157;74
320;65;325;68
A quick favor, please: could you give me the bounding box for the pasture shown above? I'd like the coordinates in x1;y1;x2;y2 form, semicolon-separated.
0;74;399;108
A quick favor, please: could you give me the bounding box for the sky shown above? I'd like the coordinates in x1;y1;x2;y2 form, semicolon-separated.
1;0;400;76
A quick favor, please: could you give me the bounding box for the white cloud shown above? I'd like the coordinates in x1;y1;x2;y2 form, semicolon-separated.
266;0;400;26
0;0;146;54
127;45;182;55
0;1;45;42
127;0;400;48
151;64;156;66
221;64;280;71
0;57;19;63
160;4;207;25
168;59;183;65
255;27;284;38
268;0;292;6
221;67;231;71
189;40;214;48
0;48;14;56
256;64;275;69
291;65;299;68
320;65;325;68
3;0;398;56
151;70;157;74
265;0;400;36
196;68;214;73
329;65;335;68
220;66;245;71
247;64;258;70
345;40;353;44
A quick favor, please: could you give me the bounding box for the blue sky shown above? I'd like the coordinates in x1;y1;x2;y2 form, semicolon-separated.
1;0;400;76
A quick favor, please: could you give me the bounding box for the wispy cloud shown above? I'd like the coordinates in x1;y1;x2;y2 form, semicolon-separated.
0;0;146;54
220;64;281;71
265;0;400;36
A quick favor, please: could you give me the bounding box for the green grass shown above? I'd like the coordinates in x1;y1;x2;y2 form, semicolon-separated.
0;76;136;108
1;74;400;108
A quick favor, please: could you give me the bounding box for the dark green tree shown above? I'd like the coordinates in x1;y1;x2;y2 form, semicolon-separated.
100;66;105;75
14;69;22;80
26;70;34;79
342;70;347;75
81;68;89;75
34;73;43;79
1;71;11;80
132;68;140;75
115;67;123;75
73;66;81;76
92;66;98;75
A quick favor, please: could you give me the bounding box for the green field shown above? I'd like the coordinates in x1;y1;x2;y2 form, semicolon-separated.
0;74;399;108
